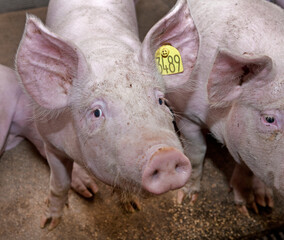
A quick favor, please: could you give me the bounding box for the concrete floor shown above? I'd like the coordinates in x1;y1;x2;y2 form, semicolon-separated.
0;1;283;239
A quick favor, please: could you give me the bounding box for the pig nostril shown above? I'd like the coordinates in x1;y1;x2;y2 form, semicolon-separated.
175;163;184;173
152;169;159;179
175;164;179;172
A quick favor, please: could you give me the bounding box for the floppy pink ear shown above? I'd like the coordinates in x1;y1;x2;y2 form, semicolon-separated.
16;15;88;110
140;0;199;89
208;49;273;107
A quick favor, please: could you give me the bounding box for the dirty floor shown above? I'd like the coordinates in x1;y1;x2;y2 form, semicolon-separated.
0;1;283;239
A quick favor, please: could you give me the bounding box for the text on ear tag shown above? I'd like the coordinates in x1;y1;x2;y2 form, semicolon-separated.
155;45;184;75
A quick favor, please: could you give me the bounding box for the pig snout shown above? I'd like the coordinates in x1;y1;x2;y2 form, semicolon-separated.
142;147;191;195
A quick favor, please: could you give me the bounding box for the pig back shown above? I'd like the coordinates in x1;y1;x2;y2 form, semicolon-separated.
188;0;284;66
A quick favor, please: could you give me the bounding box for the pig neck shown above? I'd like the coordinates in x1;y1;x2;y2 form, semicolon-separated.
46;0;141;57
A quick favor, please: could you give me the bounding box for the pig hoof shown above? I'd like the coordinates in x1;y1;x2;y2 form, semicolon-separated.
252;181;274;209
236;204;250;217
121;199;142;213
251;201;259;214
116;190;141;213
40;194;67;230
189;193;199;205
71;163;99;198
231;166;274;216
236;201;261;217
71;180;99;198
40;215;61;230
176;189;186;204
175;189;198;205
120;195;142;213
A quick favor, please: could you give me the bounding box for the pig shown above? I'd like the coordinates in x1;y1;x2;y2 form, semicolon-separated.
15;0;192;230
141;0;284;214
0;64;99;198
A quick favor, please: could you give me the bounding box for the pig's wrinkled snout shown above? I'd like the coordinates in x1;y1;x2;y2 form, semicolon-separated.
142;147;191;195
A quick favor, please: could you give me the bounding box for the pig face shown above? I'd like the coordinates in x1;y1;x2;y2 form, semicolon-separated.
16;15;192;196
226;105;284;196
208;49;284;196
71;61;184;193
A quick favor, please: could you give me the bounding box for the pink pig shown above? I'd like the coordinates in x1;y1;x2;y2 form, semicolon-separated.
15;0;191;230
0;64;99;196
142;0;283;214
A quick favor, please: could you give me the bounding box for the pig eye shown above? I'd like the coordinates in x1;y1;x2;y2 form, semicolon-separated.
259;111;281;131
261;114;278;127
158;98;164;105
93;108;103;118
265;116;275;124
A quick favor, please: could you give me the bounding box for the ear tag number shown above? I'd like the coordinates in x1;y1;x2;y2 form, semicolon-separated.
155;45;184;75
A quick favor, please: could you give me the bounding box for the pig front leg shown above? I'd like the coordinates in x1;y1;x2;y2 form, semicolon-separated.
71;163;99;198
230;163;274;216
40;147;73;230
176;119;207;204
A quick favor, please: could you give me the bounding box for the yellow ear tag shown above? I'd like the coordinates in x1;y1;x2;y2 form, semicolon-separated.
155;45;184;75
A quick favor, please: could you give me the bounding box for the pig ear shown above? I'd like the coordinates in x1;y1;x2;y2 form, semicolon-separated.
16;15;88;110
208;49;273;107
140;0;199;89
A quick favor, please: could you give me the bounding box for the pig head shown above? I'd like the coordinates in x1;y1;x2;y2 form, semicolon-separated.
142;0;284;211
16;0;191;229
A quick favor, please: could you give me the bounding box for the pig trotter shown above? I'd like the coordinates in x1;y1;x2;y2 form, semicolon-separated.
252;176;274;209
40;193;68;230
71;163;99;198
236;204;250;217
120;197;142;213
115;189;141;213
40;215;61;231
230;164;274;216
176;188;199;205
174;175;201;205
